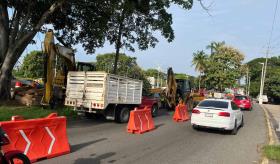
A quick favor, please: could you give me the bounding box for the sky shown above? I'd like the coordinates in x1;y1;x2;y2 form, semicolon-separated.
26;0;280;76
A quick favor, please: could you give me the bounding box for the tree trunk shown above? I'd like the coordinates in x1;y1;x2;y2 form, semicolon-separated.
113;22;123;74
198;72;201;91
0;52;16;100
0;1;65;101
113;44;121;74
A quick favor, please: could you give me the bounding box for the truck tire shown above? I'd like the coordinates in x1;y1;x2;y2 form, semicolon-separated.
151;104;159;117
116;107;130;123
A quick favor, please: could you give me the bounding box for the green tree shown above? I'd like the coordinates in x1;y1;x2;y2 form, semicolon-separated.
192;50;207;90
0;0;195;100
206;41;225;56
106;0;193;73
144;68;165;87
247;56;280;101
18;51;44;78
203;44;244;91
0;0;117;99
96;53;151;95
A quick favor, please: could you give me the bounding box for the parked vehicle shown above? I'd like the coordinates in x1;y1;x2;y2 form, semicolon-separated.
257;95;268;103
0;127;31;164
65;71;159;123
140;96;159;117
15;79;43;89
233;95;252;110
191;99;244;135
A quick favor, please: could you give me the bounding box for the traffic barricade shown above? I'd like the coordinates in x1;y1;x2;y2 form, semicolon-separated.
127;107;155;134
173;104;190;122
0;113;70;163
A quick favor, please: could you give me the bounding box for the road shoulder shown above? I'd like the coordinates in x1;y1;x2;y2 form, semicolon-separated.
260;104;280;164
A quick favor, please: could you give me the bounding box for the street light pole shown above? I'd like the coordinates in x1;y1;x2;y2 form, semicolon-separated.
259;62;265;104
246;67;249;96
248;76;250;96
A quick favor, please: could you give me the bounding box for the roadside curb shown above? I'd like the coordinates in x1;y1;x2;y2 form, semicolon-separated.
261;105;279;144
260;104;279;164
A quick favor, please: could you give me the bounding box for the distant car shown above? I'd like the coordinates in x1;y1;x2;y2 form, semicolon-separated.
15;79;43;89
233;95;252;110
257;95;268;103
191;99;244;135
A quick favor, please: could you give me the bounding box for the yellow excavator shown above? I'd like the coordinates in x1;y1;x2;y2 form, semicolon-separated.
41;30;95;108
161;67;194;110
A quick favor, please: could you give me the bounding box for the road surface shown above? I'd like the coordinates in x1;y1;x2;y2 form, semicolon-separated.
38;103;266;164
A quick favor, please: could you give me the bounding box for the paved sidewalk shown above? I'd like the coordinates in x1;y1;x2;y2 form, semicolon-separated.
262;104;280;143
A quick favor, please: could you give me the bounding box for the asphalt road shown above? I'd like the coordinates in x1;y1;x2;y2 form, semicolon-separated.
38;103;266;164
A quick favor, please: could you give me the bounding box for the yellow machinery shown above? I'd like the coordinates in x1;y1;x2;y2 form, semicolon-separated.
41;30;77;107
159;67;194;110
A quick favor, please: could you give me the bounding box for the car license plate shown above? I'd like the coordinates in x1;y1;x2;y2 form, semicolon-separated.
205;113;213;117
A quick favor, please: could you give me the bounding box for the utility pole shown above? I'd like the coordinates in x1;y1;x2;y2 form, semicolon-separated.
259;62;265;104
246;67;249;96
248;76;251;96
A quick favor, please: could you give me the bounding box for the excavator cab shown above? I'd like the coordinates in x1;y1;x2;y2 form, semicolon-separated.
76;62;95;71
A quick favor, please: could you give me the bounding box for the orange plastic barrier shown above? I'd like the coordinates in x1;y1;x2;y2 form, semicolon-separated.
173;104;190;122
0;113;70;163
127;107;155;134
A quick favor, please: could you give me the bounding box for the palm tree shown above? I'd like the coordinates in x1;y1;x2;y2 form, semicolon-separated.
206;41;225;56
192;50;208;90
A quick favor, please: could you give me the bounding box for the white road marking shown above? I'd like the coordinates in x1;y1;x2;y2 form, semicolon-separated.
19;130;31;155
137;115;143;131
145;114;150;129
45;127;56;154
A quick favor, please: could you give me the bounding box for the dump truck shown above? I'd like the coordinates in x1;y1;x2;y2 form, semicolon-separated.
64;71;159;123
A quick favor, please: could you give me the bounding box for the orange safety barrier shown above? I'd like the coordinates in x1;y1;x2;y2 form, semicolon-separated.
173;104;190;122
0;113;70;163
127;107;155;134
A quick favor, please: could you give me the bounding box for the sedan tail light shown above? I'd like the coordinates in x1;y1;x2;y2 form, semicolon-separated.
192;109;200;114
218;112;230;117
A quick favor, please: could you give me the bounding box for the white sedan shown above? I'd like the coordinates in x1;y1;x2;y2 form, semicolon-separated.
191;99;244;135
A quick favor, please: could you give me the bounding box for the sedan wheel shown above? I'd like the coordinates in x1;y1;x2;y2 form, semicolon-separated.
192;125;199;130
231;121;238;135
240;117;244;127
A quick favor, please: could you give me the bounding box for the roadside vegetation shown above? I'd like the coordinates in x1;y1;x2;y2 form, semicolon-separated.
247;56;280;102
192;41;245;91
0;105;78;121
263;145;280;162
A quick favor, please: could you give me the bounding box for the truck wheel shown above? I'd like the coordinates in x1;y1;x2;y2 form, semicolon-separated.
151;104;159;117
116;107;130;123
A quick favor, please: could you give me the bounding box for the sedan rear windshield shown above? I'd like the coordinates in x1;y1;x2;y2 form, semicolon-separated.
235;96;248;100
198;100;228;109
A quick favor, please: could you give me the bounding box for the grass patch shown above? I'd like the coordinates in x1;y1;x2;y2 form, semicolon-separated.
263;145;280;162
0;105;78;121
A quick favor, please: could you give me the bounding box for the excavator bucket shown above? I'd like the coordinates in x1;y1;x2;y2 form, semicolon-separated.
166;67;177;109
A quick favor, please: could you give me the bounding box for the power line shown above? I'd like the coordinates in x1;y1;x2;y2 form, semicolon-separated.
259;0;279;104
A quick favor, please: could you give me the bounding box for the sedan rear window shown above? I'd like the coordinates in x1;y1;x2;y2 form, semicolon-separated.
234;96;247;100
198;100;228;109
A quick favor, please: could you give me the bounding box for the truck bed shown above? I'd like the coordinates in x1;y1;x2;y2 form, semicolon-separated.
65;71;143;110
